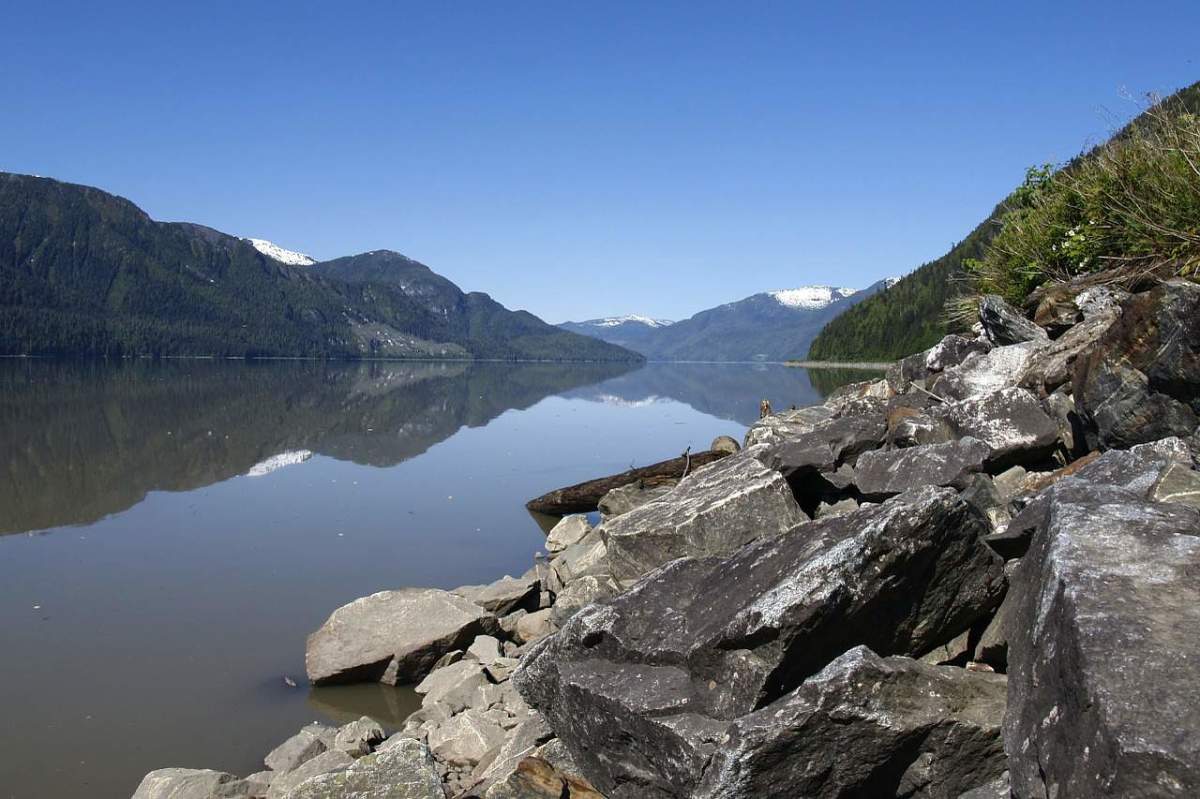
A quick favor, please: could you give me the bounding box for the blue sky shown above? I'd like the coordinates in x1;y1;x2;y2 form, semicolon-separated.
3;2;1198;322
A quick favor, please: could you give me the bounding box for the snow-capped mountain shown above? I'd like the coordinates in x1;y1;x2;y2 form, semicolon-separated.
246;238;317;266
768;286;858;309
562;278;898;362
558;314;675;351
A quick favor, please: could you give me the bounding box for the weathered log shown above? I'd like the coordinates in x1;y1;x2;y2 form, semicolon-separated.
525;450;730;515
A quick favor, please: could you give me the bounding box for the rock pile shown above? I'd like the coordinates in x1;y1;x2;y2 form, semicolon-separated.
134;281;1200;798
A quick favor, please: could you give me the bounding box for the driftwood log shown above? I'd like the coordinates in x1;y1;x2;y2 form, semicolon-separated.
525;449;731;516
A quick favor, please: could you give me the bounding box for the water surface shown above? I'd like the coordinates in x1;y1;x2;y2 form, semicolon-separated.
0;359;865;798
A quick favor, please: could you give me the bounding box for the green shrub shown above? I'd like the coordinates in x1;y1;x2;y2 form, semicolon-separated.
966;94;1200;308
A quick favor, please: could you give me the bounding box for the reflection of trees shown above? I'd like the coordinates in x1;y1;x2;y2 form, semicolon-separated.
0;360;633;534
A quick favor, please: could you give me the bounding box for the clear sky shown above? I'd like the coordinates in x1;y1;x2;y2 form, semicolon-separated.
3;2;1198;323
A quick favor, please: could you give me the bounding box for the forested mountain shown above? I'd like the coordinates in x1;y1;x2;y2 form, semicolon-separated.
566;281;894;361
0;173;639;361
809;79;1200;361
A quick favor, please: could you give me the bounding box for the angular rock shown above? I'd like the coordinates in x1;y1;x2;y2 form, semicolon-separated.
814;497;858;519
979;294;1049;346
428;709;509;767
332;717;385;758
957;772;1011;799
1005;480;1200;798
550;574;619;626
265;728;329;773
454;574;540;616
1075;280;1200;448
887;407;955;449
931;387;1059;468
602;453;807;583
854;438;991;499
889;335;990;392
284;736;446;799
415;660;491;714
467;635;504;665
513;608;554;645
1018;310;1113;393
743;405;835;448
694;648;1008;799
466;713;555;796
929;342;1042;401
131;769;247;799
597;481;676;518
266;750;354;799
544;516;592;554
546;531;609;593
516;488;1005;797
306;588;498;686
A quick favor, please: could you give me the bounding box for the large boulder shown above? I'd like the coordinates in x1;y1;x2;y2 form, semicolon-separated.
266;751;355;799
601;453;807;583
453;573;540;616
929;342;1042;401
306;589;498;686
854;438;991;499
887;335;990;393
978;294;1049;346
694;647;1008;799
743;405;835;448
515;488;1005;798
131;769;249;799
1075;280;1200;449
1004;480;1200;798
284;736;446;799
265;727;330;773
930;387;1060;468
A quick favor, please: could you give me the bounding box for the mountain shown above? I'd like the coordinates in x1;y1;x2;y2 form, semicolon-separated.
564;280;895;361
246;238;316;266
558;314;674;352
0;173;639;362
809;79;1200;362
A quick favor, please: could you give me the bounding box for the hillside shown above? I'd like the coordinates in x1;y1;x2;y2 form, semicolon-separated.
809;79;1200;361
568;281;893;361
0;173;639;362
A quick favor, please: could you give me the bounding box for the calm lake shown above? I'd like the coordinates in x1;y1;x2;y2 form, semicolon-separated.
0;359;876;798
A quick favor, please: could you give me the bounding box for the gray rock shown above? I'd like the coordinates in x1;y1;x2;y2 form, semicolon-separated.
453;574;540;616
602;453;807;583
1075;280;1200;449
1018;310;1113;393
930;342;1042;401
991;465;1027;501
283;736;446;799
931;387;1059;468
919;628;973;666
415;660;491;714
814;497;858;518
266;751;354;799
887;408;955;448
709;435;741;454
467;713;555;796
743;405;836;448
332;717;385;758
887;335;990;393
265;728;329;773
1152;461;1200;509
972;590;1013;672
694;647;1008;799
513;608;554;645
428;708;509;767
1004;480;1200;798
597;482;676;518
515;488;1005;798
546;531;609;593
957;772;1010;799
550;574;619;626
131;769;247;799
466;634;504;665
854;438;991;499
544;516;592;554
979;294;1049;346
306;588;498;686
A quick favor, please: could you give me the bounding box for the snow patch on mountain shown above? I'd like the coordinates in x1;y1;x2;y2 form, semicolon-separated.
769;286;858;310
247;238;317;266
246;450;314;477
583;314;674;328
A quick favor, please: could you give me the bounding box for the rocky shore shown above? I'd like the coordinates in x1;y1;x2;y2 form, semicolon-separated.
135;280;1200;798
